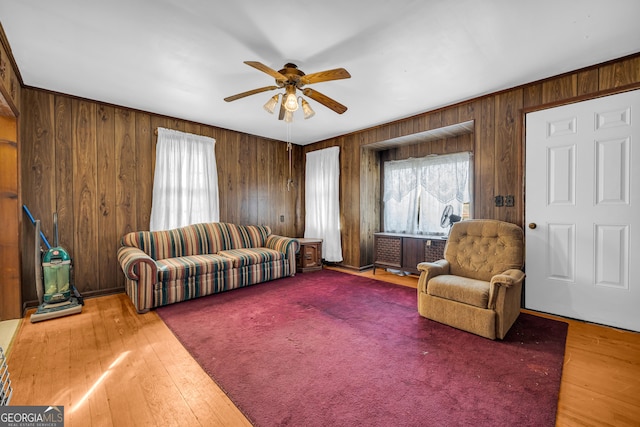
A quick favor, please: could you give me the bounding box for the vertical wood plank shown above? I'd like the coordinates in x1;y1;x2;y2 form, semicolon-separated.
523;83;543;109
292;143;304;237
442;107;460;127
72;99;99;293
115;108;137;290
577;69;599;96
135;113;152;230
0;114;20;319
264;138;276;230
238;134;257;225
96;105;117;291
598;56;640;90
115;108;137;235
148;115;171;228
341;137;358;268
183;122;201;136
20;90;55;305
494;89;523;226
476;97;495;220
457;101;477;123
223;132;240;223
256;137;269;227
55;96;75;263
272;136;287;233
359;146;380;266
542;74;577;104
457;133;473;153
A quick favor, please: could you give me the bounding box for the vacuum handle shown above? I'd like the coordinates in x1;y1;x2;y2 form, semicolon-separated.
22;205;51;250
53;212;59;248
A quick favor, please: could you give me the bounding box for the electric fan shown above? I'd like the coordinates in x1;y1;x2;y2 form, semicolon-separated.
440;205;462;233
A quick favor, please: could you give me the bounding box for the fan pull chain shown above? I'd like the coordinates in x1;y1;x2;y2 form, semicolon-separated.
286;123;294;191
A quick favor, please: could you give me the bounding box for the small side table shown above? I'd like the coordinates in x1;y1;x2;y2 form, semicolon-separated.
296;238;323;273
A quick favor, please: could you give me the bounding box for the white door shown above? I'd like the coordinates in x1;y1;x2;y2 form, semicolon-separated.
525;89;640;332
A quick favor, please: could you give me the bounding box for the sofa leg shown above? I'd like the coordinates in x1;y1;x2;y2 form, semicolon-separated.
137;308;150;314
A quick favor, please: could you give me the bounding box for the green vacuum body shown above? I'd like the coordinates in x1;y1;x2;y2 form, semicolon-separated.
42;247;72;304
24;207;83;323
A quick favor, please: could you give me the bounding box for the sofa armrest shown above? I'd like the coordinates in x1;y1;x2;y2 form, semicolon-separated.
117;246;158;281
265;234;299;253
265;235;300;275
417;259;450;293
117;246;158;313
488;269;525;309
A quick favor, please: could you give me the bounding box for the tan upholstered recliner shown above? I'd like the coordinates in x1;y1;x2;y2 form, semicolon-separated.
417;219;525;340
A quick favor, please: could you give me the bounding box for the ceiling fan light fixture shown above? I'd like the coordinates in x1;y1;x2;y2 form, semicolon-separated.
284;109;294;123
224;61;351;119
263;94;280;114
283;86;299;112
301;98;315;119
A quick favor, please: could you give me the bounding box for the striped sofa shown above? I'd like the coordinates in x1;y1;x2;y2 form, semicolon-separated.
117;222;299;313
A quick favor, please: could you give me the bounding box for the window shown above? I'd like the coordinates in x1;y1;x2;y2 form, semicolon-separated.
383;152;471;235
149;128;220;231
305;146;343;262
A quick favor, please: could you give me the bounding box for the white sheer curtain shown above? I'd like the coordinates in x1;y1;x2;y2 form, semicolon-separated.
305;146;343;262
383;152;471;235
149;128;220;231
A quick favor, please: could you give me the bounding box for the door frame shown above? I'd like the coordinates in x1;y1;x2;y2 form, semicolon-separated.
520;86;640;323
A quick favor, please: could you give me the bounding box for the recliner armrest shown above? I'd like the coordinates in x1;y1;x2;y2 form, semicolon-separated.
490;269;525;288
417;259;450;293
417;259;449;273
487;269;525;309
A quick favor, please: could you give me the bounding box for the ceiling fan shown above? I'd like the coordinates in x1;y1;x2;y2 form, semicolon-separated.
224;61;351;121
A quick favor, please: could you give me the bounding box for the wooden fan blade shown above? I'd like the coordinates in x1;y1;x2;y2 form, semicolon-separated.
244;61;288;82
301;68;351;85
302;88;348;114
224;86;279;102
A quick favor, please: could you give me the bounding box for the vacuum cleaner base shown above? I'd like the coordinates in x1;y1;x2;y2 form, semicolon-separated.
30;297;83;323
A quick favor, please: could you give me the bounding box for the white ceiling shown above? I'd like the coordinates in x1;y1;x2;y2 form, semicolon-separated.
1;1;639;145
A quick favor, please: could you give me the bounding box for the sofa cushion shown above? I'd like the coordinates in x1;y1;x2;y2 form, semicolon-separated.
206;223;271;251
157;254;233;282
427;275;490;308
218;248;284;268
121;223;273;260
122;224;223;260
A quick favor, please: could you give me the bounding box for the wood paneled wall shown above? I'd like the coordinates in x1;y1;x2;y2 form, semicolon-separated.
304;53;640;270
378;133;474;164
17;53;640;306
0;25;22;320
0;114;20;319
20;88;304;305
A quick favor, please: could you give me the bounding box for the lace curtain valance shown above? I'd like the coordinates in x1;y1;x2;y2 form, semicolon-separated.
383;152;471;203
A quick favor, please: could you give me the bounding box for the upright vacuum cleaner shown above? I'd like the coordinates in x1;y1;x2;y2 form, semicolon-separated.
23;205;83;323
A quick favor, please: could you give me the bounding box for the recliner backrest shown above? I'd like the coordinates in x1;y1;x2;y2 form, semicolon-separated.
444;219;524;281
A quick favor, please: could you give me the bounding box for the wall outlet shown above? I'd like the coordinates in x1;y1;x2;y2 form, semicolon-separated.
279;215;285;222
505;195;514;207
494;195;504;207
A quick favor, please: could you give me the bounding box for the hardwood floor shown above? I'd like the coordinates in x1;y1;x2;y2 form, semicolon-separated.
6;268;640;426
8;295;250;427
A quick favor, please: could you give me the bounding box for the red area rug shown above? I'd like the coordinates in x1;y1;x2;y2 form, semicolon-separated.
157;269;568;426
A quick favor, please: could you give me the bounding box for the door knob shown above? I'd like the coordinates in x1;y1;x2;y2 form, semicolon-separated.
528;223;537;229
